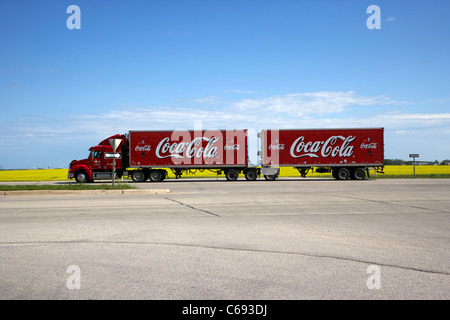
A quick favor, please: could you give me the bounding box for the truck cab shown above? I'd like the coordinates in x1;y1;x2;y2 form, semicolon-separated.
68;134;126;183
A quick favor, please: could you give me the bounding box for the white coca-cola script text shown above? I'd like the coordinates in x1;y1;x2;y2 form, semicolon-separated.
289;135;356;158
156;137;219;159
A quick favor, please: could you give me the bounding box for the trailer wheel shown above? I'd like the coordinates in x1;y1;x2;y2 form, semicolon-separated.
225;169;239;181
352;168;366;180
263;174;277;181
131;170;146;182
149;169;163;182
244;169;257;181
336;168;350;180
75;171;89;183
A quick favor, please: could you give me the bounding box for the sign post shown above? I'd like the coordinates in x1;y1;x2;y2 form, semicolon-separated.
409;154;419;178
109;139;122;186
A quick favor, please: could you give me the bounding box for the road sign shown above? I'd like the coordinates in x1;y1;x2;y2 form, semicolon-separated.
105;152;121;159
108;138;122;186
409;154;419;178
109;138;122;152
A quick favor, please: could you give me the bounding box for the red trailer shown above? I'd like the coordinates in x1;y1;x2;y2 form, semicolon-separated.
127;129;252;181
259;128;384;180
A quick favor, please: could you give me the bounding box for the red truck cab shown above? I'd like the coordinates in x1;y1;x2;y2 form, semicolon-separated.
68;134;126;183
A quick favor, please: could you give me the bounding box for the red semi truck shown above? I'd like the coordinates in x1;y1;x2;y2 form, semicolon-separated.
68;128;384;182
68;129;256;183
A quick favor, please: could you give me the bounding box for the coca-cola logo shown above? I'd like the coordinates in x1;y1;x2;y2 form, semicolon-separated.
268;144;285;150
289;135;356;158
360;137;377;154
360;143;377;149
156;136;219;159
135;145;151;152
360;138;377;150
224;144;240;151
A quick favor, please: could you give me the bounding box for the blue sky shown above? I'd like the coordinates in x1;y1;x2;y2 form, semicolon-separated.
1;0;449;168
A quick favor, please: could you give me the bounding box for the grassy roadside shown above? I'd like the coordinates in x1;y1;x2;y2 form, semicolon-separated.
0;183;136;191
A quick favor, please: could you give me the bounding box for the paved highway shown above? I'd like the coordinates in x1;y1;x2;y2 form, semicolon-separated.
0;178;449;299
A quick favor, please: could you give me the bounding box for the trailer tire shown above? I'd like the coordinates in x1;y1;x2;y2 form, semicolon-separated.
336;168;350;180
75;171;89;183
131;170;146;182
244;169;257;181
263;174;277;181
352;168;366;180
225;169;239;181
149;169;164;182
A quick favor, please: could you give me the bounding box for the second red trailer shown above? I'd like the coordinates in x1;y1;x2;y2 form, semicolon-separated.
259;128;384;180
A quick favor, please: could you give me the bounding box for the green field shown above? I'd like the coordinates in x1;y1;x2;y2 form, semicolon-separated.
1;165;450;182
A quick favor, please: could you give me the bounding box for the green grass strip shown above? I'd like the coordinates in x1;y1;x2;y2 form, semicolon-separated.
0;183;136;191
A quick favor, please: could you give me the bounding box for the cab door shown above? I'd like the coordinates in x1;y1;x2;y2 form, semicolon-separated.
104;149;115;170
91;150;103;170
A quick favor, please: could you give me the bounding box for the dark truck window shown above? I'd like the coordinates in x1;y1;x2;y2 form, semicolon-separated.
92;151;102;159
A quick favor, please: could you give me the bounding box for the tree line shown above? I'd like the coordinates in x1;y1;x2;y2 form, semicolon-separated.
385;159;450;165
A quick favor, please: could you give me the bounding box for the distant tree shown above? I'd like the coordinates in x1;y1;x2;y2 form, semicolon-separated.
384;159;407;165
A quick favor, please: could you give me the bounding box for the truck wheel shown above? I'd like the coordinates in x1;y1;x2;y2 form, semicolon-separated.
263;174;277;181
131;170;146;182
75;171;89;183
352;168;366;180
244;169;257;181
225;169;239;181
336;168;350;180
149;169;163;182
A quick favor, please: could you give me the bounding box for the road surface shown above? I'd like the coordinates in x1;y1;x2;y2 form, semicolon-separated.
0;178;449;300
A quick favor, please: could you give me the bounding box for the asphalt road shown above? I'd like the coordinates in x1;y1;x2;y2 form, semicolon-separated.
0;178;449;300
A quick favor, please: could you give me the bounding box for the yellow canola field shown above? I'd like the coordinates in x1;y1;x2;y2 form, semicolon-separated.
0;165;449;181
0;169;68;181
383;165;450;176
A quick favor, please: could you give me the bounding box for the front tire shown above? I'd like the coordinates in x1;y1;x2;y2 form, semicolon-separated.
75;171;89;183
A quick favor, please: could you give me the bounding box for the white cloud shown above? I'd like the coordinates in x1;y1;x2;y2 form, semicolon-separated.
232;91;396;114
0;90;416;141
390;113;450;120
